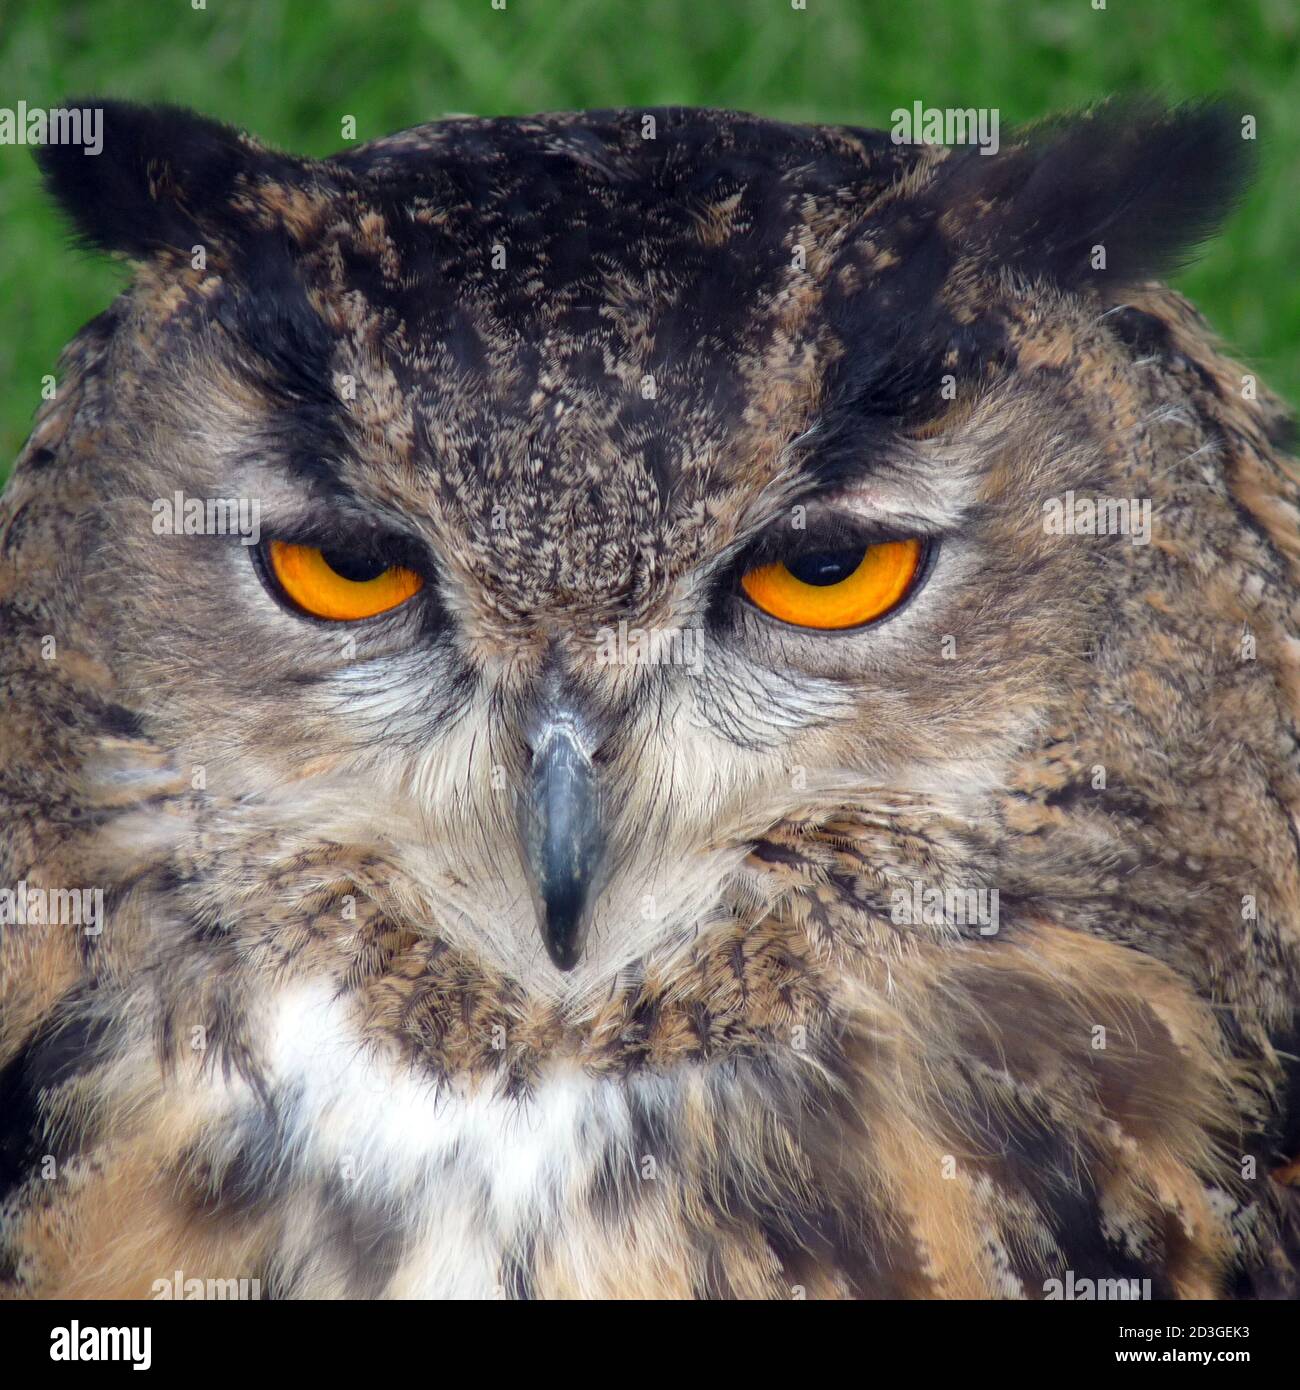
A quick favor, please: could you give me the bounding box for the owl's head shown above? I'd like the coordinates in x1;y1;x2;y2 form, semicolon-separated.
25;99;1262;1000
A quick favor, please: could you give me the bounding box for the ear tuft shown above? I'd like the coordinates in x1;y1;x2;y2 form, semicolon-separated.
933;98;1255;289
35;98;256;260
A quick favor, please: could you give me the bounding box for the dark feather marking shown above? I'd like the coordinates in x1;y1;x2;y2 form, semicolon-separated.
0;1003;118;1205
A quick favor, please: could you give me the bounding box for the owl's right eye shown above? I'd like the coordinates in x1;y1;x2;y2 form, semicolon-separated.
262;539;424;621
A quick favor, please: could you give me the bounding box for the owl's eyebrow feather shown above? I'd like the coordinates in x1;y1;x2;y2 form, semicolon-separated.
248;475;445;578
214;233;337;397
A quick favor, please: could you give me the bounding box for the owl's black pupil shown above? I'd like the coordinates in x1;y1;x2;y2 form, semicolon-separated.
786;546;866;586
321;548;388;583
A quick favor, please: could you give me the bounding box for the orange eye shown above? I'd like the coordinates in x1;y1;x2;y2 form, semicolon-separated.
265;540;423;621
740;537;925;630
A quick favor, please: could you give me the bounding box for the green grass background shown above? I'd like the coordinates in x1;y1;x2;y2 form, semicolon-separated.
1;0;1297;478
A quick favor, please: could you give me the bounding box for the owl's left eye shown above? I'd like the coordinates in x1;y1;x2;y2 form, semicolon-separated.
740;537;926;630
262;540;424;621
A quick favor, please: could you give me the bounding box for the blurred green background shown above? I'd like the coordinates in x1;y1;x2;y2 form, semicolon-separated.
1;0;1297;479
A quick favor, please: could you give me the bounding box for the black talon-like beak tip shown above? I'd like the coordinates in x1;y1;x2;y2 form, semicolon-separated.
542;894;586;973
535;831;595;972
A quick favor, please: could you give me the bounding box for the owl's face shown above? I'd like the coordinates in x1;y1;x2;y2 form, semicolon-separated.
10;99;1300;1301
29;100;1250;1001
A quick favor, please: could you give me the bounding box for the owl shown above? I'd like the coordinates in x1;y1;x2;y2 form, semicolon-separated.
1;96;1298;1301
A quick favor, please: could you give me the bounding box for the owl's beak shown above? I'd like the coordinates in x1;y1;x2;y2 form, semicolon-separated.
517;706;606;971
